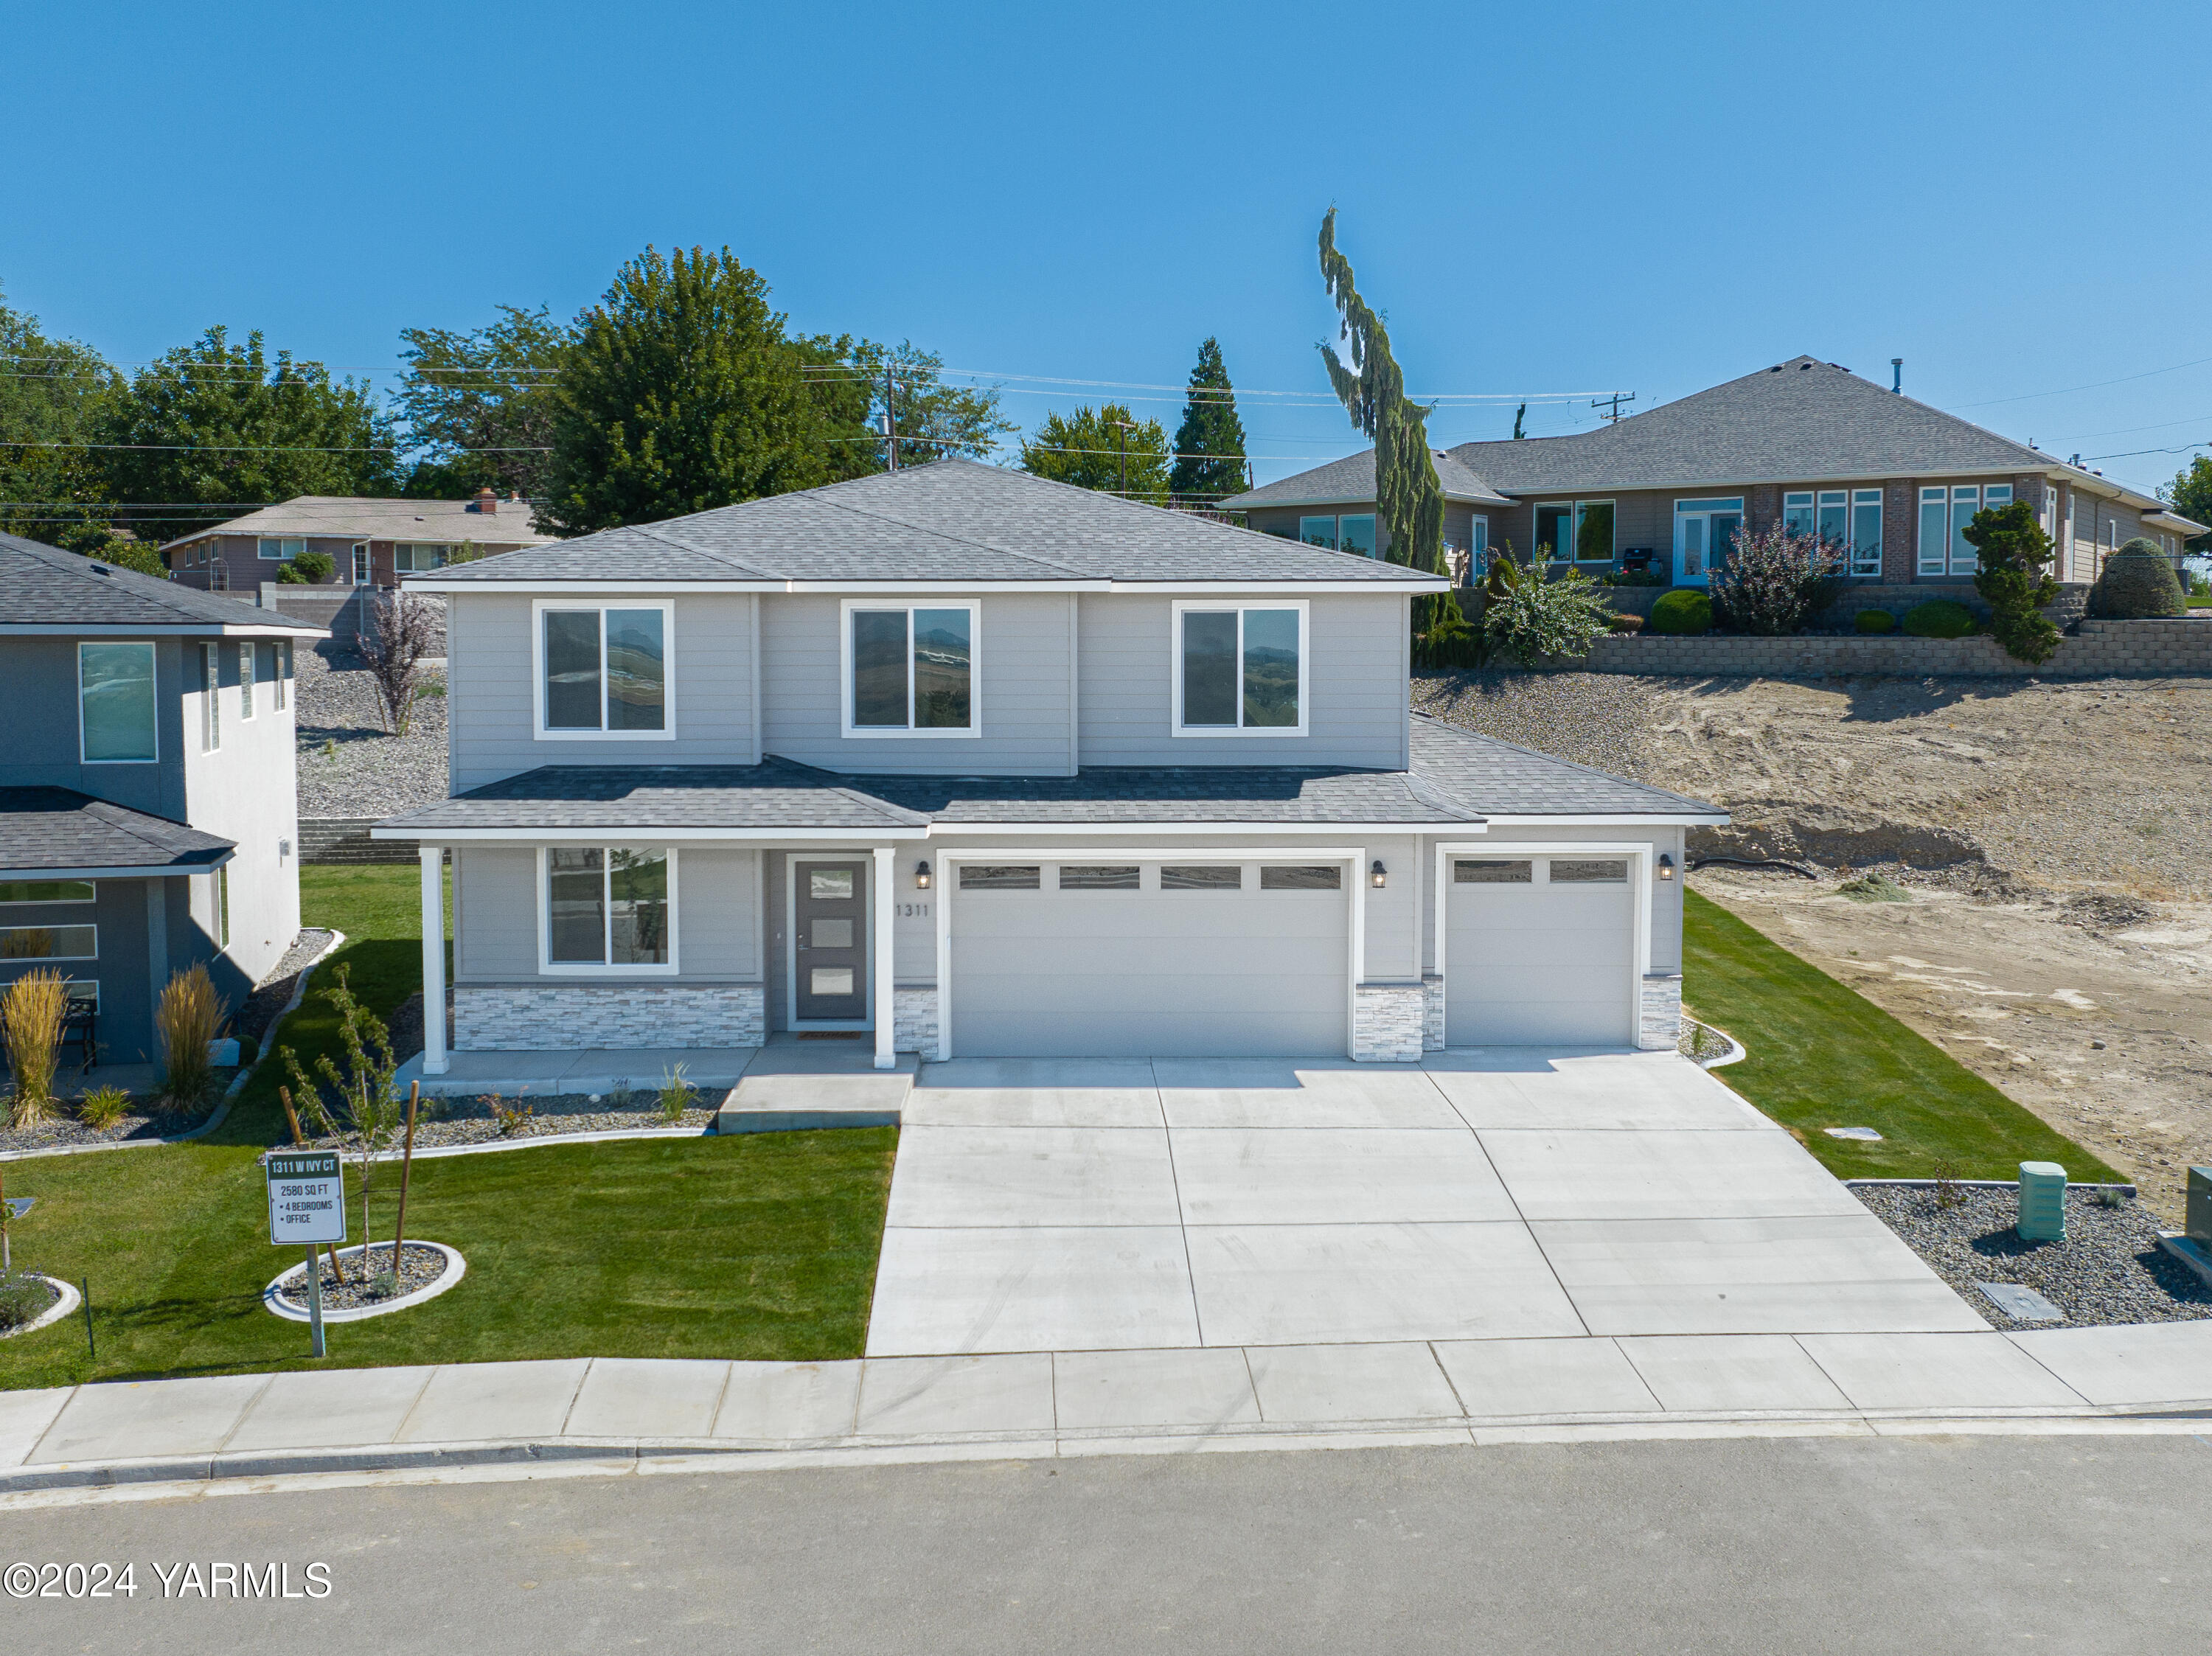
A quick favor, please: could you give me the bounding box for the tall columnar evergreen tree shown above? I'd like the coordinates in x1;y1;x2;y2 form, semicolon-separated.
1018;403;1172;504
1315;210;1473;664
396;304;575;501
539;246;832;535
94;326;399;543
1167;338;1248;506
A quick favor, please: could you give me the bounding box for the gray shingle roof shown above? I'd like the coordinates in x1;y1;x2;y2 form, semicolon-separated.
1408;716;1724;818
376;760;933;833
0;787;234;875
159;495;554;553
1216;449;1511;512
851;765;1484;825
0;532;328;633
422;459;1449;588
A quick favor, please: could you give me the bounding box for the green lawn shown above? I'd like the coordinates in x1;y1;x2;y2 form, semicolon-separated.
0;866;894;1388
1683;887;2118;1183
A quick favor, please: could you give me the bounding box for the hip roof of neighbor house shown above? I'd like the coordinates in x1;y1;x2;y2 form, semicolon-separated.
372;726;1723;838
0;532;329;636
404;459;1452;590
1220;356;2208;531
0;787;234;877
157;495;556;554
1217;449;1512;511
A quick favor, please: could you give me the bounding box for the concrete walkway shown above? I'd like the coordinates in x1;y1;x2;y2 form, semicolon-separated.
4;1322;2211;1495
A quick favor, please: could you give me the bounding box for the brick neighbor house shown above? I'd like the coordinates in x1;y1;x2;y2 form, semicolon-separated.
160;490;556;596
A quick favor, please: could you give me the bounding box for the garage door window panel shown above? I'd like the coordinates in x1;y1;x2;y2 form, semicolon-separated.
1455;860;1531;883
845;602;975;736
1260;865;1340;890
1174;602;1307;736
960;865;1040;890
1057;866;1140;890
1161;865;1242;891
1548;859;1628;883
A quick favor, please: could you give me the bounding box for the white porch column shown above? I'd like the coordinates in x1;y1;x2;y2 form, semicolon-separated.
871;846;896;1070
420;845;448;1075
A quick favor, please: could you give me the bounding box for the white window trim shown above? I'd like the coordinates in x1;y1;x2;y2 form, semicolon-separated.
534;846;681;976
393;542;453;574
257;536;308;562
200;642;221;753
1917;487;1950;576
1850;490;1884;577
274;640;290;712
76;641;157;765
1171;599;1311;738
0;881;95;906
0;923;97;961
838;598;981;740
529;598;678;742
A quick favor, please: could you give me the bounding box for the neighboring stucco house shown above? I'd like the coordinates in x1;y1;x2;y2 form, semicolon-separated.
160;490;556;594
372;461;1723;1074
0;533;326;1065
1222;357;2207;593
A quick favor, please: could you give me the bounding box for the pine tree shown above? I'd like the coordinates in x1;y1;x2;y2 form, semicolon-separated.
1315;211;1475;666
1167;338;1248;507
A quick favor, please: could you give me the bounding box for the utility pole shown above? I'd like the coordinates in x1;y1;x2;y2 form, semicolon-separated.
1109;418;1137;498
882;364;898;471
1590;392;1637;424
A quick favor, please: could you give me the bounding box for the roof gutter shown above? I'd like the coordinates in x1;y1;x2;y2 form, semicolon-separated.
0;852;234;880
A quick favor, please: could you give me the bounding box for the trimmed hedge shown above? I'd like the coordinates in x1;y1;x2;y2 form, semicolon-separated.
2093;540;2187;619
1649;589;1713;635
1902;599;1975;639
1854;608;1896;634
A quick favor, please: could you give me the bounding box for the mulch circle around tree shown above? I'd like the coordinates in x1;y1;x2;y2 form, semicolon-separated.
274;1242;452;1314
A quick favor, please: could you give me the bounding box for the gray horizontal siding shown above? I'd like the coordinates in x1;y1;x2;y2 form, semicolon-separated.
453;844;760;984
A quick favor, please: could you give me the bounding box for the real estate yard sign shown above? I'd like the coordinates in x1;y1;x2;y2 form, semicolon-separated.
265;1150;344;1358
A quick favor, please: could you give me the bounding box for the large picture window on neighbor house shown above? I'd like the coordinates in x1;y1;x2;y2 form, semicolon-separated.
1919;484;2011;576
1175;602;1305;734
544;848;673;970
393;543;450;573
1295;515;1379;557
538;605;669;735
845;602;975;734
257;537;307;562
1535;501;1615;562
78;642;156;763
1784;490;1883;576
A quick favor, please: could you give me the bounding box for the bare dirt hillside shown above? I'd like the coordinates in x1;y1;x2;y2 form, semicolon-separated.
1415;672;2212;1222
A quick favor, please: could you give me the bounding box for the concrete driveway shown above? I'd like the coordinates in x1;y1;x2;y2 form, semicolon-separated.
864;1050;1984;1357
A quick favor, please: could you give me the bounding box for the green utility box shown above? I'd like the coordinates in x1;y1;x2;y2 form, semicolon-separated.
2188;1166;2211;1246
2017;1161;2067;1242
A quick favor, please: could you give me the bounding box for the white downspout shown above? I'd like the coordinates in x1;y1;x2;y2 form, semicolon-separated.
872;846;895;1070
420;845;448;1075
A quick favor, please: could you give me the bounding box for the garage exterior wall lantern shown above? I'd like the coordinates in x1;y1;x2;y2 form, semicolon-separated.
1658;853;1674;882
914;860;931;889
1370;860;1387;888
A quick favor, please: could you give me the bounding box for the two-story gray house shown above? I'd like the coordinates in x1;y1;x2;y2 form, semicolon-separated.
374;461;1723;1073
1;534;325;1065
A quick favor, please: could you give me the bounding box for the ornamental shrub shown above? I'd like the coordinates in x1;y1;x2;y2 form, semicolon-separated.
2092;539;2187;619
1709;521;1846;635
1478;552;1615;664
288;549;335;584
1962;499;2059;664
1649;589;1713;635
1902;599;1975;639
1854;608;1896;634
1607;612;1644;633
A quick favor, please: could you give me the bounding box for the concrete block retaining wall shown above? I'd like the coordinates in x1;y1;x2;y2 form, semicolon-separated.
453;984;765;1051
1639;973;1683;1052
1354;982;1425;1062
1534;617;2210;678
299;818;423;865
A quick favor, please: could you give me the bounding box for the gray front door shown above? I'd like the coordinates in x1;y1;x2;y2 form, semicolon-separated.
794;860;867;1022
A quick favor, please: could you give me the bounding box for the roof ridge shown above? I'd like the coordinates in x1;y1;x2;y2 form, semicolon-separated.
1411;712;1720;812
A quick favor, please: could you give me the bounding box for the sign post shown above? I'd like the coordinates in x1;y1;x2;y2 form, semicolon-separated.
265;1150;346;1357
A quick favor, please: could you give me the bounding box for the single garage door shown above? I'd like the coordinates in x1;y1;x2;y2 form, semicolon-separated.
949;859;1349;1058
1445;855;1635;1046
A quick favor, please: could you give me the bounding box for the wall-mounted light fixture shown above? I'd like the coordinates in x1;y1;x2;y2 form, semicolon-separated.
914;860;932;889
1657;853;1675;882
1370;860;1388;888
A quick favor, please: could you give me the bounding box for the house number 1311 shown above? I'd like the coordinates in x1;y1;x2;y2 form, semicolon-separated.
897;902;931;917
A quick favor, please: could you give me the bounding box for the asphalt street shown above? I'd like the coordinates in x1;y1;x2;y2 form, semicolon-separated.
4;1433;2208;1654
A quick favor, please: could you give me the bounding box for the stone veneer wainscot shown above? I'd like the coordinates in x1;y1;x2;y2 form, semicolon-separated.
453;984;765;1051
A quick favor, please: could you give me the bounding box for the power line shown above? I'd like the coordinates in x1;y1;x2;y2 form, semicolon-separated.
1951;354;2212;409
0;441;548;453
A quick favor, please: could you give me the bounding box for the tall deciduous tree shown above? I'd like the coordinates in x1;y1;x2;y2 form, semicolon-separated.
799;336;1014;481
1314;210;1473;664
396;305;574;501
539;246;830;535
94;326;399;543
0;288;158;567
1018;404;1171;504
1167;338;1248;506
2165;454;2212;553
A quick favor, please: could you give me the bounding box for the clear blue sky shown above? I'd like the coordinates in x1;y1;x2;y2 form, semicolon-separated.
8;0;2207;497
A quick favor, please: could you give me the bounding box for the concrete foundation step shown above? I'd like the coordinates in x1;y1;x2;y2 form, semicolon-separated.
714;1046;916;1134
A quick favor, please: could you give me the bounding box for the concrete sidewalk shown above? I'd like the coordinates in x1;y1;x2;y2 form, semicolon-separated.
4;1322;2209;1496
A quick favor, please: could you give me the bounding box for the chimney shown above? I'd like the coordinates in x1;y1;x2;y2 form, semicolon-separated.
473;487;498;515
1891;358;1903;394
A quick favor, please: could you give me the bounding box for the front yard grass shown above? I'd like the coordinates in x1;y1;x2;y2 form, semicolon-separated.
1683;887;2121;1183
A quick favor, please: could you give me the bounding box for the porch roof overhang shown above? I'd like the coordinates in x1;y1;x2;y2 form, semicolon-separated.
0;787;236;876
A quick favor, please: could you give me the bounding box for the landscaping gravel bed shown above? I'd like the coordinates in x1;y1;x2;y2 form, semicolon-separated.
1854;1183;2212;1329
301;1090;718;1152
0;1100;218;1154
295;645;450;818
0;1273;60;1331
279;1242;451;1312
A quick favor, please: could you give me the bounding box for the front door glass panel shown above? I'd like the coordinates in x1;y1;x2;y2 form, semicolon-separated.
795;860;866;1021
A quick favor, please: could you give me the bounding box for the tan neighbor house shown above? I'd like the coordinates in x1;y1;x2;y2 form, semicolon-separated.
160;490;557;594
1221;357;2205;599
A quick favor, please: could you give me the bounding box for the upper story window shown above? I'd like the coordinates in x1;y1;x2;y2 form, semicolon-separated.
534;602;671;738
198;643;221;752
274;641;290;712
393;543;450;573
1918;483;2011;577
257;537;307;561
78;642;156;764
842;601;975;737
1297;514;1378;556
239;641;256;720
1535;501;1614;562
1173;600;1307;736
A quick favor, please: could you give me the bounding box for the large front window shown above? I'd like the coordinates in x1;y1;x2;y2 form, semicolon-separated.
1175;602;1306;734
1918;483;2011;576
257;537;307;561
393;543;451;573
1784;488;1884;576
1297;514;1377;556
545;848;672;970
1535;501;1615;563
78;642;156;763
844;602;975;735
538;605;669;735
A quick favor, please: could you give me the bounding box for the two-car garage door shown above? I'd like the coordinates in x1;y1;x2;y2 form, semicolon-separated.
949;859;1349;1058
1444;855;1637;1046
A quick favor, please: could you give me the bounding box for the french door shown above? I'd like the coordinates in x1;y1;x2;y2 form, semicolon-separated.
1673;498;1743;587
